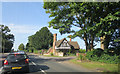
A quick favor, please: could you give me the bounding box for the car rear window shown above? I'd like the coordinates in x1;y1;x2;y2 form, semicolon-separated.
7;54;27;60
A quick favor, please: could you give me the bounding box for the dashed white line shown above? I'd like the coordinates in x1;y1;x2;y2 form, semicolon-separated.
0;67;3;71
58;62;61;63
30;59;46;74
31;61;37;66
40;68;46;74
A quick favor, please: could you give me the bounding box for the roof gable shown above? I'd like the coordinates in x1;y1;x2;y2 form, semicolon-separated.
55;38;80;49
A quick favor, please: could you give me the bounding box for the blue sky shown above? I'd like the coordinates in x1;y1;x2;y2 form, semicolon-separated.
2;2;100;50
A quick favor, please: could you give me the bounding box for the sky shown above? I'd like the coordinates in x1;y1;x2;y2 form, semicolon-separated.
2;2;100;50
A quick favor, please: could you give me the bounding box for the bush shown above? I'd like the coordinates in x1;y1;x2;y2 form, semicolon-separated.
34;50;38;54
79;49;86;53
77;53;86;61
51;53;54;56
86;50;94;60
93;48;104;57
86;49;120;64
39;50;42;54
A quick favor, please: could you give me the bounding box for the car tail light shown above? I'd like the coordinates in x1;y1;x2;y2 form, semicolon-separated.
25;59;29;64
4;60;8;65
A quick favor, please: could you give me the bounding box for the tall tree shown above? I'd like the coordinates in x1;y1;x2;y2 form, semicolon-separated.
43;2;120;51
43;2;98;51
28;27;53;50
89;2;120;49
18;43;25;50
0;25;14;53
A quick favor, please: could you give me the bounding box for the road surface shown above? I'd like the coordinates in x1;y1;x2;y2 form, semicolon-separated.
0;53;96;74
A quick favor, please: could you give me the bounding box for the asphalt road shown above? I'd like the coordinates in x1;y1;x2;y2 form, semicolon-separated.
0;53;97;74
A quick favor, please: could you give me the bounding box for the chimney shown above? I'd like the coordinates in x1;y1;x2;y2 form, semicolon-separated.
69;35;72;41
53;33;57;42
53;33;57;55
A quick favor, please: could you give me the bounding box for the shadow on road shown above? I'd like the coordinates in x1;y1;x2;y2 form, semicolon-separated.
29;54;74;64
4;65;49;74
29;65;49;73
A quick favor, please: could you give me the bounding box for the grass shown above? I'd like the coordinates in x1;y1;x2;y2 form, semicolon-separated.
70;59;118;72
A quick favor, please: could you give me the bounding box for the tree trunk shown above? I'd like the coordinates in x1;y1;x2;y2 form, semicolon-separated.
104;35;111;49
84;33;89;52
90;36;94;50
101;35;111;50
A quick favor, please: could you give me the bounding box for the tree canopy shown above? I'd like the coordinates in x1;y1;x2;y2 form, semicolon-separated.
43;2;120;51
28;27;53;50
0;25;14;53
18;43;25;50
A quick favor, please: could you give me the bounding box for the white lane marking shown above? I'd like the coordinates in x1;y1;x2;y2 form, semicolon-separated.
58;62;61;63
30;60;46;74
0;67;3;71
40;68;46;74
31;61;37;66
30;58;46;74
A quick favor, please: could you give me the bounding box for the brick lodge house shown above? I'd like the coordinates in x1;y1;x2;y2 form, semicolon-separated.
46;34;80;56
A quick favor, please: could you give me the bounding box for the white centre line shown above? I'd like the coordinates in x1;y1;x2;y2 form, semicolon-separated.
40;68;46;74
31;61;37;66
0;67;3;71
30;59;46;74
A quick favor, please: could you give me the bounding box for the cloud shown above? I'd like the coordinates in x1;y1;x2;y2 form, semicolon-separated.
8;24;42;34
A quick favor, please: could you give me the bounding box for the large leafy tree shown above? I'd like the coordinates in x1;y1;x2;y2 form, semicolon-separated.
89;2;120;49
43;2;98;51
0;25;14;53
18;43;25;50
43;2;120;51
28;27;53;50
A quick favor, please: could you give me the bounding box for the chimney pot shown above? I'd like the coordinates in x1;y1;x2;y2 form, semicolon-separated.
69;35;72;41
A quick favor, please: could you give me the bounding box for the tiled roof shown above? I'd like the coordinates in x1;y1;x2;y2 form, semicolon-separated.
55;38;80;49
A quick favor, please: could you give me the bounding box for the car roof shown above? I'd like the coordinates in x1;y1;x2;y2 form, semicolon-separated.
10;51;26;55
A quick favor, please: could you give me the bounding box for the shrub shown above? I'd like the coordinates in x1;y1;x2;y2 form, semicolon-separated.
93;48;104;57
34;50;38;54
29;49;32;53
79;49;86;53
51;53;54;56
86;50;94;60
77;54;86;61
39;50;42;54
86;49;120;64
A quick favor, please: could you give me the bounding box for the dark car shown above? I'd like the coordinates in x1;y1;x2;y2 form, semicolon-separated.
2;51;29;74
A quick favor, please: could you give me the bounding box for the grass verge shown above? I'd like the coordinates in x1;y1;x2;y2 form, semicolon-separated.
70;59;118;72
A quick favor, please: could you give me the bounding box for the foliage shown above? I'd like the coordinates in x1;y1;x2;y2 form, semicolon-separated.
51;53;54;56
28;27;53;50
0;25;14;53
93;48;104;57
34;49;38;54
28;49;32;53
25;43;29;50
86;49;120;64
77;53;86;61
79;49;86;53
18;43;25;50
109;29;120;52
43;2;120;51
39;50;42;54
